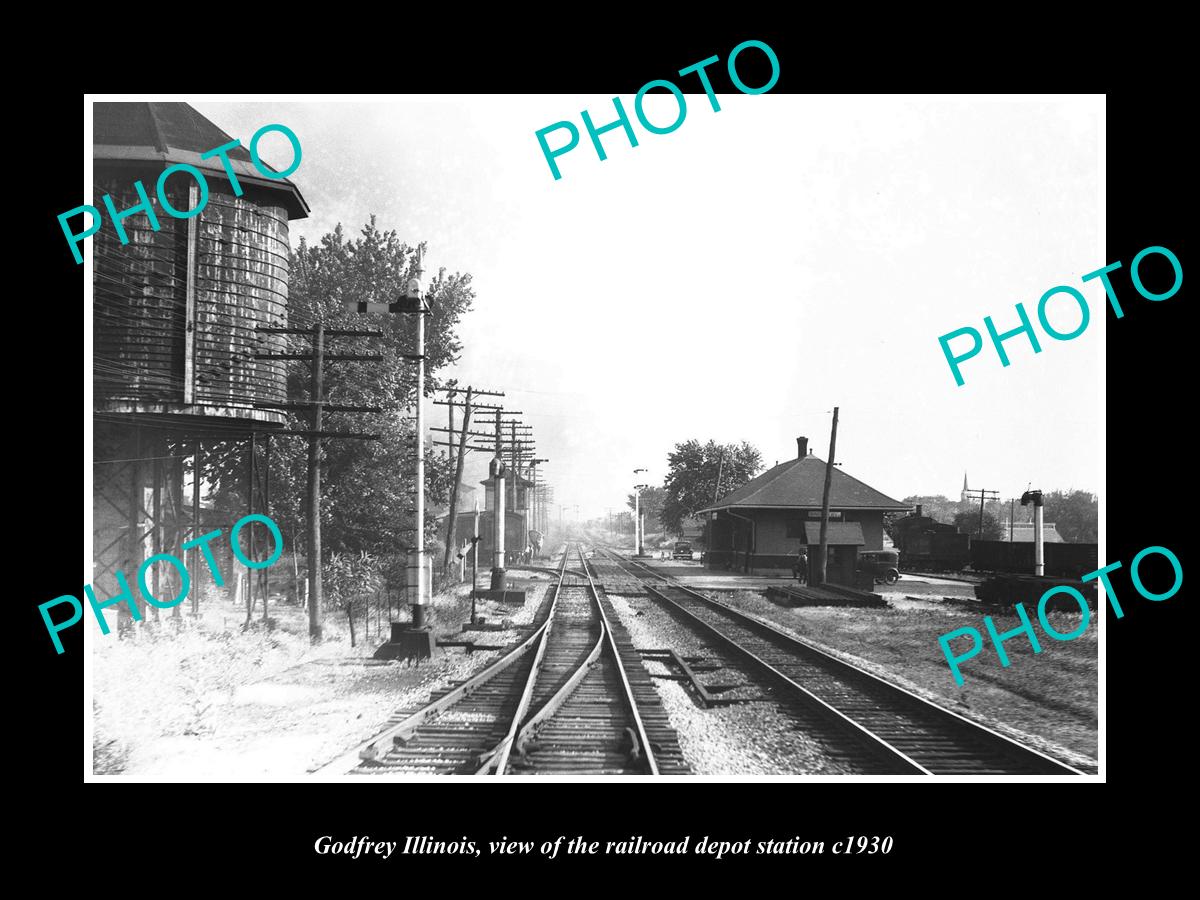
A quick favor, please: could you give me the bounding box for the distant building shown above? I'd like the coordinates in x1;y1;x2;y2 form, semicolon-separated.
451;466;533;566
1007;522;1065;543
699;437;911;582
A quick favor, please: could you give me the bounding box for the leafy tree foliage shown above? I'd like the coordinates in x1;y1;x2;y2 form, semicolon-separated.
661;440;763;533
324;550;383;647
1042;489;1098;543
203;217;474;592
900;495;960;526
953;509;1005;540
627;486;667;533
900;490;1097;544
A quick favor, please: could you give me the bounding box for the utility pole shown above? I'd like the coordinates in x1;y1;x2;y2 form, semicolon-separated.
815;407;839;586
261;435;271;624
261;321;382;640
245;430;256;626
440;386;497;577
432;388;506;578
713;450;725;503
490;409;507;591
307;322;324;640
255;323;386;643
441;386;472;577
964;487;1001;537
191;439;201;616
710;449;725;549
1009;498;1015;542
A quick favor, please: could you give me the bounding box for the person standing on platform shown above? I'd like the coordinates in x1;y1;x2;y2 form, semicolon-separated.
793;550;809;585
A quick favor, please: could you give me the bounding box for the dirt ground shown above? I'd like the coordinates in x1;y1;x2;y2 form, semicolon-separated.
714;589;1098;767
91;575;552;778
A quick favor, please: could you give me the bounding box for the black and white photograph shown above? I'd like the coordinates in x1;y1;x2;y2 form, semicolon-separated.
74;90;1114;783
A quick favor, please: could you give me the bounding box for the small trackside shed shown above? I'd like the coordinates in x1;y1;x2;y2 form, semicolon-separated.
699;437;912;582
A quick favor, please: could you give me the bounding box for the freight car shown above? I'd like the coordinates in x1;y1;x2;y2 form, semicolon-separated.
891;507;1098;578
890;507;971;571
969;540;1098;579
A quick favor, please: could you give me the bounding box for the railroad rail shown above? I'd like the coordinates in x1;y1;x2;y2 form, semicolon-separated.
317;545;688;776
592;548;1089;776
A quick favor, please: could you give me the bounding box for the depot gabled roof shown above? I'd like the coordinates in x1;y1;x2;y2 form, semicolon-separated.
93;101;309;220
699;454;911;514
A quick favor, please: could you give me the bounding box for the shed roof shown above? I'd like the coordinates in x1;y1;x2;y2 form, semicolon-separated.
1008;523;1065;543
699;454;910;513
93;102;309;220
803;522;866;546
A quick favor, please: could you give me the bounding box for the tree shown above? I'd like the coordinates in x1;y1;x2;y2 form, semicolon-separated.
1042;489;1098;543
900;495;959;526
324;551;383;648
661;440;763;534
205;217;474;591
953;509;1004;540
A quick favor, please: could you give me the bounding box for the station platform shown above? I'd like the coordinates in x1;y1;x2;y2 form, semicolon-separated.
615;557;789;589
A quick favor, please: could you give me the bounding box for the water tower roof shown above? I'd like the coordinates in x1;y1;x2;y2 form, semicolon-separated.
93;102;309;220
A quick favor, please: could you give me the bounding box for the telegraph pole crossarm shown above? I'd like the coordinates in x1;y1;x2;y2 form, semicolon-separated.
964;487;1001;537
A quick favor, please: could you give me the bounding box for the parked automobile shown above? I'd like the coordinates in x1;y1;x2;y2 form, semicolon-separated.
858;549;900;585
672;541;694;561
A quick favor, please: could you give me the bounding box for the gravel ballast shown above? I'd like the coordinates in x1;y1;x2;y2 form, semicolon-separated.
607;593;859;775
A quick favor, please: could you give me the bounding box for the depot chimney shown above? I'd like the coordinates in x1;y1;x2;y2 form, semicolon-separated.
796;436;808;459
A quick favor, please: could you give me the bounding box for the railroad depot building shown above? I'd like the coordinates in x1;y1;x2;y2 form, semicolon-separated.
700;437;911;582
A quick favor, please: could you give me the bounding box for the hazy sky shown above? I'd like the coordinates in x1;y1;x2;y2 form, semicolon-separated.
194;95;1103;520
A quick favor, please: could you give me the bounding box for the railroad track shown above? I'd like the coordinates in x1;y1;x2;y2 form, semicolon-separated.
318;545;688;776
592;548;1089;776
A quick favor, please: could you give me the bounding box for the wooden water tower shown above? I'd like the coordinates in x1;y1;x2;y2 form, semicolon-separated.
91;102;308;624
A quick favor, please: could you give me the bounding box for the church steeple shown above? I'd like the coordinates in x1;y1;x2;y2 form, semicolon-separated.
961;471;969;502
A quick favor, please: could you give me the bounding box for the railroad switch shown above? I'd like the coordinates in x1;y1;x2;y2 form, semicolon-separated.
641;649;765;707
